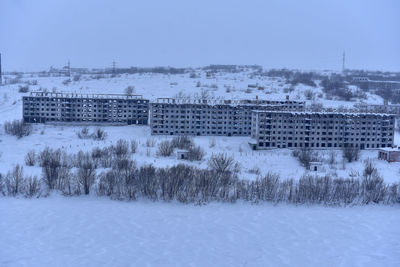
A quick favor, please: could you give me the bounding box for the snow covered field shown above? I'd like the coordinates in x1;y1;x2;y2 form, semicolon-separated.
0;196;399;267
0;71;399;182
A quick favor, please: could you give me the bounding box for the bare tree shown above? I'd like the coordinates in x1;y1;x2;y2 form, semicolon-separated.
157;140;174;157
76;151;96;195
125;86;135;95
342;146;360;163
208;153;235;174
5;164;24;196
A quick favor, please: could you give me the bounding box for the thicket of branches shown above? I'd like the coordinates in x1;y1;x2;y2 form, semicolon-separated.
1;149;399;206
157;136;205;161
4;120;32;138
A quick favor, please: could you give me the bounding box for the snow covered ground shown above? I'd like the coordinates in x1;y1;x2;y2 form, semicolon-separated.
0;196;399;267
0;124;399;183
0;71;399;182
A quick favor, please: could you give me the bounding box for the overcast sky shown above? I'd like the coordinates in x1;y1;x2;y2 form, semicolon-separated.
1;0;399;72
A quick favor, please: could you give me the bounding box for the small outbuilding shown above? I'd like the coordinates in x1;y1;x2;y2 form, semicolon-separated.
309;162;322;172
378;148;400;162
176;149;189;160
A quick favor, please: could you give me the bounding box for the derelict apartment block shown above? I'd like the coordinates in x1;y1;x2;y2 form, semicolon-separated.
251;111;395;149
23;92;149;125
150;98;305;136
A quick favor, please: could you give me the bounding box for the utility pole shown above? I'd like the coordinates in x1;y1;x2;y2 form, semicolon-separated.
67;60;71;77
112;59;116;74
342;51;346;73
0;53;2;86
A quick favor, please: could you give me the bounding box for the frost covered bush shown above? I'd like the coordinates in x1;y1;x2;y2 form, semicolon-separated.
4;119;32;138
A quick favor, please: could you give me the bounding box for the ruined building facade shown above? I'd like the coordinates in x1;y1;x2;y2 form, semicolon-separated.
251;111;395;150
150;98;305;136
23;92;149;124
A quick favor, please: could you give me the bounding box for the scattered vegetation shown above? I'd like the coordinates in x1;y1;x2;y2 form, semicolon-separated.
292;148;319;169
124;86;135;95
342;146;360;163
18;85;30;93
4;119;32;138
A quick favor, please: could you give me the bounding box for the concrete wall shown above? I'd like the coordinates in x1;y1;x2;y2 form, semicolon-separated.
150;98;305;136
251;111;395;149
23;92;149;125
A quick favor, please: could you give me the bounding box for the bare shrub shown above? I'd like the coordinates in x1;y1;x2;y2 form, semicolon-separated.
342;146;360;163
208;153;235;174
171;136;194;150
76;151;97;195
62;79;71;85
99;147;113;168
304;89;315;100
187;146;205;161
146;138;156;147
24;176;40;198
328;151;337;166
73;74;81;82
363;159;377;178
39;147;71;190
292;148;318;169
157;140;174;157
4;119;32;138
113;139;130;161
18;85;29;93
25;150;36;166
209;138;216;148
125;86;135;95
77;127;91;139
130;140;138;154
248;166;261;175
361;173;387;204
93;128;107;140
5;165;24;196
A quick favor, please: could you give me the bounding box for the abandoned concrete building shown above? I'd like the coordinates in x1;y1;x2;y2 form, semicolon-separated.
150;98;305;136
23;92;149;124
250;110;395;150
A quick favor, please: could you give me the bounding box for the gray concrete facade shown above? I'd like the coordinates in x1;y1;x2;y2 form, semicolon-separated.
23;92;149;125
150;98;305;136
251;110;395;149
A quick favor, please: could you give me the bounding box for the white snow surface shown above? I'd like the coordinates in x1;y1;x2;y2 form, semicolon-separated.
0;72;399;182
0;196;399;267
